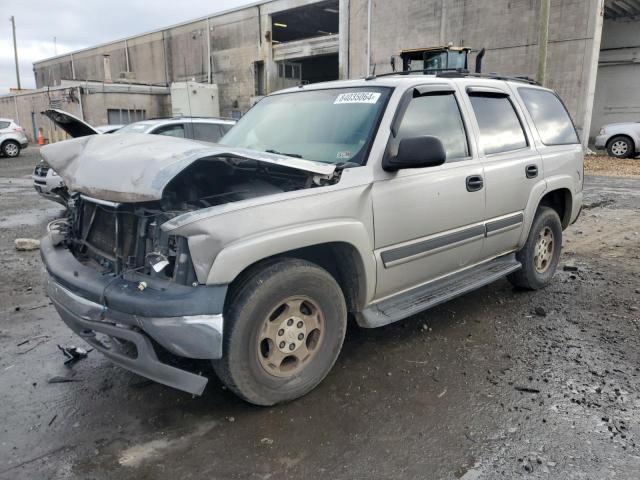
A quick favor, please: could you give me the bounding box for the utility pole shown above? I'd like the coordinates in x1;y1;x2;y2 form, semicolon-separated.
536;0;550;85
54;36;57;56
10;16;21;90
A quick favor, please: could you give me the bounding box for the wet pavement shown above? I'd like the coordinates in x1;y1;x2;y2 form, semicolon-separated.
1;149;639;479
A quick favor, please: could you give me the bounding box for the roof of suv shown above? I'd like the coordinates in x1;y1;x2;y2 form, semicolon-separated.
275;73;551;95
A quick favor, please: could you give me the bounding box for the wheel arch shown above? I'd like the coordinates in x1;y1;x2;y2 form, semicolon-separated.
206;220;376;312
224;242;369;315
607;134;636;154
1;138;20;153
538;187;572;229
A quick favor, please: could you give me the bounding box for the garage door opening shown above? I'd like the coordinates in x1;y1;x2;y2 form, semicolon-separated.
299;54;339;84
276;54;339;90
272;0;338;43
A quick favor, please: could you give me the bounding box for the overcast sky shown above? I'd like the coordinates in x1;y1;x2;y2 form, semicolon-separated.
0;0;257;94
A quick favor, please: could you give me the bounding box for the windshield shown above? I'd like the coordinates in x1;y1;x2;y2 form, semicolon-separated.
220;87;391;165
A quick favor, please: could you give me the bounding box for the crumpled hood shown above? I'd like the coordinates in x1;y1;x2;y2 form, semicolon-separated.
40;133;336;203
41;108;100;137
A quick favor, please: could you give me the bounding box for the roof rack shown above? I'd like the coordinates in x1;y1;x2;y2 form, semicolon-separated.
436;71;540;85
364;68;539;86
364;67;466;80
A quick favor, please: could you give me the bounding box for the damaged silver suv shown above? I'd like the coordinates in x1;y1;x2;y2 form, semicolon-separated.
41;74;583;405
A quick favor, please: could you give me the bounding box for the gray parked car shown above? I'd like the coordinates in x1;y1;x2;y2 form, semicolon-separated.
40;74;583;405
33;110;235;205
594;121;640;158
0;118;28;157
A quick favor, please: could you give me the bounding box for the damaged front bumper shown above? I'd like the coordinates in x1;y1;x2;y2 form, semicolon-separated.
41;235;227;395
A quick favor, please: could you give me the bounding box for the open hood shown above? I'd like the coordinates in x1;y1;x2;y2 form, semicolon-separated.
42;109;100;138
39;133;336;203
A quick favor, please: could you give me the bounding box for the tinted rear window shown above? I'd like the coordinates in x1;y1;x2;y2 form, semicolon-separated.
0;121;10;129
518;88;579;145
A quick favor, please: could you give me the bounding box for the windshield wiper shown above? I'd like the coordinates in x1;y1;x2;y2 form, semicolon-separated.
265;149;303;159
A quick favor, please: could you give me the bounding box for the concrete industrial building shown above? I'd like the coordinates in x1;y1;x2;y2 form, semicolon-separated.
1;0;638;144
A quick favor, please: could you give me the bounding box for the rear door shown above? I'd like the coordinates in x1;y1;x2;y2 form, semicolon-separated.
461;84;542;259
372;84;486;299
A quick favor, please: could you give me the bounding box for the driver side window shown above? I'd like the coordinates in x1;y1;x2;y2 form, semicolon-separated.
395;92;469;161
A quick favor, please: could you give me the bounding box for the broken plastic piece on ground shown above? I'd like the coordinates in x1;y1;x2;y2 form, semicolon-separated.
58;344;92;365
14;238;41;251
48;376;82;384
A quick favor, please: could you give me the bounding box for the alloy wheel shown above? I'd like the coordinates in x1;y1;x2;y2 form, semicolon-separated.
257;296;324;378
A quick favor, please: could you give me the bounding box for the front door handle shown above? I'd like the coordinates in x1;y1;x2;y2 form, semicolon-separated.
466;175;484;192
526;164;539;179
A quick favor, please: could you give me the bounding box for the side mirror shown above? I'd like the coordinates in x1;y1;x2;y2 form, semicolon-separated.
383;136;446;172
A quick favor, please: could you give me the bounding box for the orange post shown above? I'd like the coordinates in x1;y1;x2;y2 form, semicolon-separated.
37;129;45;146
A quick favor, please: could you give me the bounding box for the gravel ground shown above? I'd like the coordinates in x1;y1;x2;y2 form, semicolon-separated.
0;148;639;479
585;154;640;178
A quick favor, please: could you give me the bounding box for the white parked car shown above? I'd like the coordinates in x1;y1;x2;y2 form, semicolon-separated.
0;118;29;157
594;122;640;158
33;110;235;205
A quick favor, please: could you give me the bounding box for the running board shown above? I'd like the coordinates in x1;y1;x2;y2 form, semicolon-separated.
358;254;521;328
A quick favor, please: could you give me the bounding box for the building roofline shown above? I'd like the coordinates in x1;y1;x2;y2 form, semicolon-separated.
33;0;275;66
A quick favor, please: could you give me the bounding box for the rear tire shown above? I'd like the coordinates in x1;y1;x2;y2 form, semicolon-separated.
1;140;20;158
606;135;633;159
508;207;562;290
212;258;347;405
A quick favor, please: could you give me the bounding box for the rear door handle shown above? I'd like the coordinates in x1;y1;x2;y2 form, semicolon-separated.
466;175;484;192
526;164;539;179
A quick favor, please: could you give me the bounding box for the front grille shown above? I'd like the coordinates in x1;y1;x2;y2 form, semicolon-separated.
80;202;137;261
34;165;50;177
68;196;197;285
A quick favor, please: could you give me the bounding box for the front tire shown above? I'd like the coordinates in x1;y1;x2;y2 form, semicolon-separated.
606;135;633;159
508;207;562;290
1;140;20;158
213;259;347;406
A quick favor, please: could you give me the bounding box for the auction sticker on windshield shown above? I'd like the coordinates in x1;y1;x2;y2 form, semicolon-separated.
334;92;381;104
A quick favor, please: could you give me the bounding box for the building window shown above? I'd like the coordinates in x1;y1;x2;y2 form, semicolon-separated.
107;108;146;125
278;62;301;80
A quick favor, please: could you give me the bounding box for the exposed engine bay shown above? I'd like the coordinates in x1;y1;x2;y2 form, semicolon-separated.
57;156;341;285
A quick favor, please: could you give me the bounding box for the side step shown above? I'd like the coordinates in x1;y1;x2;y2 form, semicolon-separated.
359;254;521;328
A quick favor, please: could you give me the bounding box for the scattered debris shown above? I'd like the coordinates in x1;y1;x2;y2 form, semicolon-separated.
534;306;547;317
14;238;41;251
514;386;540;394
58;345;91;365
227;416;235;423
48;414;58;426
16;335;50;347
48;376;82;384
437;388;447;398
562;265;579;272
260;437;274;445
583;198;615;210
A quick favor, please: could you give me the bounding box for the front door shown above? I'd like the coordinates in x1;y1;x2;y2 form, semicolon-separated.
372;86;486;300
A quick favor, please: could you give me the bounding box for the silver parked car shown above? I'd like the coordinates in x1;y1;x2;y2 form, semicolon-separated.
594;122;640;158
0;118;29;157
33;110;235;205
40;74;583;405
